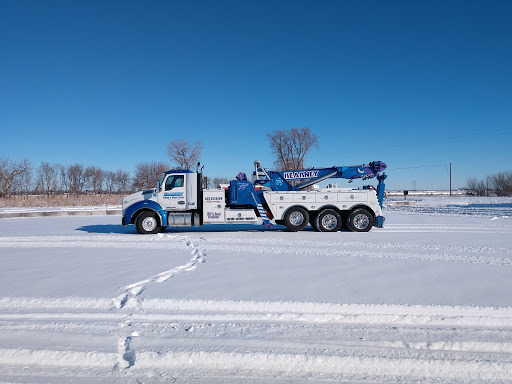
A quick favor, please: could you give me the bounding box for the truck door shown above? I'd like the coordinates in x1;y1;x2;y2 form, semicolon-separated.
159;174;187;210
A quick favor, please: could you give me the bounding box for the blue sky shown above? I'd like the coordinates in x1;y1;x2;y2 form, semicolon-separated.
1;0;511;190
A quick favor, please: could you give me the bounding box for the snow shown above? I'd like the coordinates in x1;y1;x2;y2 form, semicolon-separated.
0;198;511;383
385;196;512;218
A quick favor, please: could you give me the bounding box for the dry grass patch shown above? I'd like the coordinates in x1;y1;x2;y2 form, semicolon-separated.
0;195;123;208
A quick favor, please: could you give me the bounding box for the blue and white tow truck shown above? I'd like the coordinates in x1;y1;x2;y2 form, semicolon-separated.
122;161;387;234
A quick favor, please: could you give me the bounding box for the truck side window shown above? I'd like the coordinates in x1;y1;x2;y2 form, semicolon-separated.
165;175;184;191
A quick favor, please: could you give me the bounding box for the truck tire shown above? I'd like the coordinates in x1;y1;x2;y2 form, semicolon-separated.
283;207;309;232
315;208;342;232
135;211;162;235
346;208;373;232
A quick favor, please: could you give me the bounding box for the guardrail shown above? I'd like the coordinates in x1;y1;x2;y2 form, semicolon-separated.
0;207;122;219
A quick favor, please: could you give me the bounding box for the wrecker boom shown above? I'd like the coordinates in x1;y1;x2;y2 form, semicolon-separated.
254;160;387;207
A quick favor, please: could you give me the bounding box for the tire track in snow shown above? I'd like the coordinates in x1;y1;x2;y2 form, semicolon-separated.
111;234;206;372
0;235;187;250
203;241;512;266
1;298;511;383
384;204;512;218
1;233;510;266
204;235;512;255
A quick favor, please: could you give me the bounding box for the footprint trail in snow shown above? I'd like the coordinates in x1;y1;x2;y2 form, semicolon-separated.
111;234;207;371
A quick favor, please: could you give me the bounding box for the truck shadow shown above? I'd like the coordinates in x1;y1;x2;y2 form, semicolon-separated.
75;223;312;234
162;224;287;233
161;224;324;233
76;225;137;234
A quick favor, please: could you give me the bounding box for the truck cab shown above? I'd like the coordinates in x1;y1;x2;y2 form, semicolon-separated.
122;170;200;234
158;170;197;211
122;168;258;234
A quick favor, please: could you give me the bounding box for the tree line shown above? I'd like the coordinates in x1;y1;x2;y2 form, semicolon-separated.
1;129;319;199
465;171;512;196
0;159;225;199
0;158;132;198
6;130;511;199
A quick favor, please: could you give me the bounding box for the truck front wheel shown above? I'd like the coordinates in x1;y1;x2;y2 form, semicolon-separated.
135;211;162;234
346;208;373;232
283;207;309;232
316;209;342;232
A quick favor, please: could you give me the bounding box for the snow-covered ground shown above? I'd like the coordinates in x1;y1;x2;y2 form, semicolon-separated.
385;195;512;218
0;198;511;383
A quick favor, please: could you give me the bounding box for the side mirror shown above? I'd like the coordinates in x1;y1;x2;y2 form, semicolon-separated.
156;179;161;191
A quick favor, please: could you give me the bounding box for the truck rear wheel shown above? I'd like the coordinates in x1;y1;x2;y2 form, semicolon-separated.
316;209;342;232
283;207;309;232
135;211;162;234
346;208;372;232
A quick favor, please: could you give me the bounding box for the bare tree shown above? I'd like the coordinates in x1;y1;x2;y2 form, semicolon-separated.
208;176;230;189
490;171;512;196
67;164;86;197
133;161;167;190
11;167;33;197
114;169;131;194
267;128;319;171
84;166;105;194
0;158;31;198
104;171;116;195
57;164;70;195
37;162;58;196
104;169;131;194
167;139;203;170
465;177;486;196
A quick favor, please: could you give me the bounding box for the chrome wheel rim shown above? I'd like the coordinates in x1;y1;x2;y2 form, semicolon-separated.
353;214;370;230
142;217;157;232
321;214;338;230
289;211;304;226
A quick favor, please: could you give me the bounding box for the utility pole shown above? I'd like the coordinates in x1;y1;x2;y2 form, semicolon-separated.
449;162;452;197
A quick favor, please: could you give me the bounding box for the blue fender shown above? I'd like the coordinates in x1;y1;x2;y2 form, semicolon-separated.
123;200;168;227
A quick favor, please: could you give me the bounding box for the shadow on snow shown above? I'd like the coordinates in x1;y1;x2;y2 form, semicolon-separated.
76;223;301;234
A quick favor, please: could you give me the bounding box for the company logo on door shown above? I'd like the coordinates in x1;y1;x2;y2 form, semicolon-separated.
164;192;183;199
